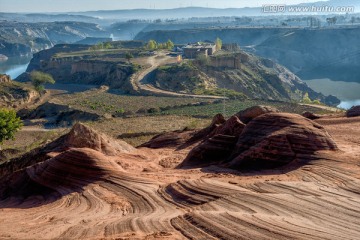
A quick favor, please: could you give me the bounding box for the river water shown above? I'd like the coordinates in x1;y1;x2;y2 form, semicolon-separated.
0;57;359;109
0;56;32;79
305;78;360;109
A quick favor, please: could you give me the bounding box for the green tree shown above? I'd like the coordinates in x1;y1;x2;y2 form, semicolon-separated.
30;71;55;94
215;37;222;51
302;92;312;104
166;39;174;50
158;43;164;49
196;53;209;66
97;42;104;50
125;52;134;63
104;42;113;49
312;99;321;105
0;108;23;149
147;40;157;50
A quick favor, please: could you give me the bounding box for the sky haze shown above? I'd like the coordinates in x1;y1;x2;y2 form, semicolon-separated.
0;0;317;12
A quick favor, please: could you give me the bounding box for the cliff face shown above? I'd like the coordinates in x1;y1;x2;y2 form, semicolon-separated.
254;28;360;82
0;21;106;57
25;44;90;72
18;44;134;89
0;74;38;108
0;74;11;83
44;59;133;88
208;52;249;69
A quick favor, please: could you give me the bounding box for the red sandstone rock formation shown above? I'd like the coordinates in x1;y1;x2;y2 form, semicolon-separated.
209;115;245;137
141;113;226;149
236;105;279;124
64;123;134;155
227;113;338;169
181;110;338;170
302;111;321;120
347;106;360;118
180;115;245;167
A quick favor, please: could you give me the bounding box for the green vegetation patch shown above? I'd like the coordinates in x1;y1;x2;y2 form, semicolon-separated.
161;99;336;118
193;88;247;100
58;91;213;116
157;61;196;73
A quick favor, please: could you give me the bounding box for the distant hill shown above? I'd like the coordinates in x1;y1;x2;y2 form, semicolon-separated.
0;1;358;24
78;7;261;20
75;37;112;45
0;12;100;23
0;21;108;57
75;1;360;20
136;26;360;83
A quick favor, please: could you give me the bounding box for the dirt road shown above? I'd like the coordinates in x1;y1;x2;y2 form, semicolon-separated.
131;51;226;99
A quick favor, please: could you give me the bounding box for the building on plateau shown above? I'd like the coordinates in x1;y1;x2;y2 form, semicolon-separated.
183;42;217;59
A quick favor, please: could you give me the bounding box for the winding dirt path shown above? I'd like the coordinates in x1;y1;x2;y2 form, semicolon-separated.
131;51;226;99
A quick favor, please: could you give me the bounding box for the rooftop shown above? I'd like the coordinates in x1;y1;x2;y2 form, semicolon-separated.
184;42;215;49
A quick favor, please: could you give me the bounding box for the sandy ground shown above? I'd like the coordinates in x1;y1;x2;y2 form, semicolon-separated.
0;116;360;239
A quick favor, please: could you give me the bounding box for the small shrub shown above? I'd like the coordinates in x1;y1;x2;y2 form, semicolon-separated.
147;108;159;114
0;108;23;147
30;71;55;94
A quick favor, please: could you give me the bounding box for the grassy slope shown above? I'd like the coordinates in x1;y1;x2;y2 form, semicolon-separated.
153;52;313;102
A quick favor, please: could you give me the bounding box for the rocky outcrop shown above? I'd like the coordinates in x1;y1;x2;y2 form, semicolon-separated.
180;134;238;167
0;123;134;177
139;130;197;149
209;115;245;138
64;123;135;156
142;113;227;150
180;107;338;170
180;115;245;167
302;111;321;120
0;148;125;199
346;106;360;118
227;113;338;169
0;74;11;83
236;105;279;124
27;148;122;190
192;114;226;140
0;74;39;107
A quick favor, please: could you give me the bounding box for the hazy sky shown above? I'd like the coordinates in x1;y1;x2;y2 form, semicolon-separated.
0;0;318;12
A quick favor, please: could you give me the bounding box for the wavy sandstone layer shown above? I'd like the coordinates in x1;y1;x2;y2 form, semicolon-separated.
0;115;359;239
